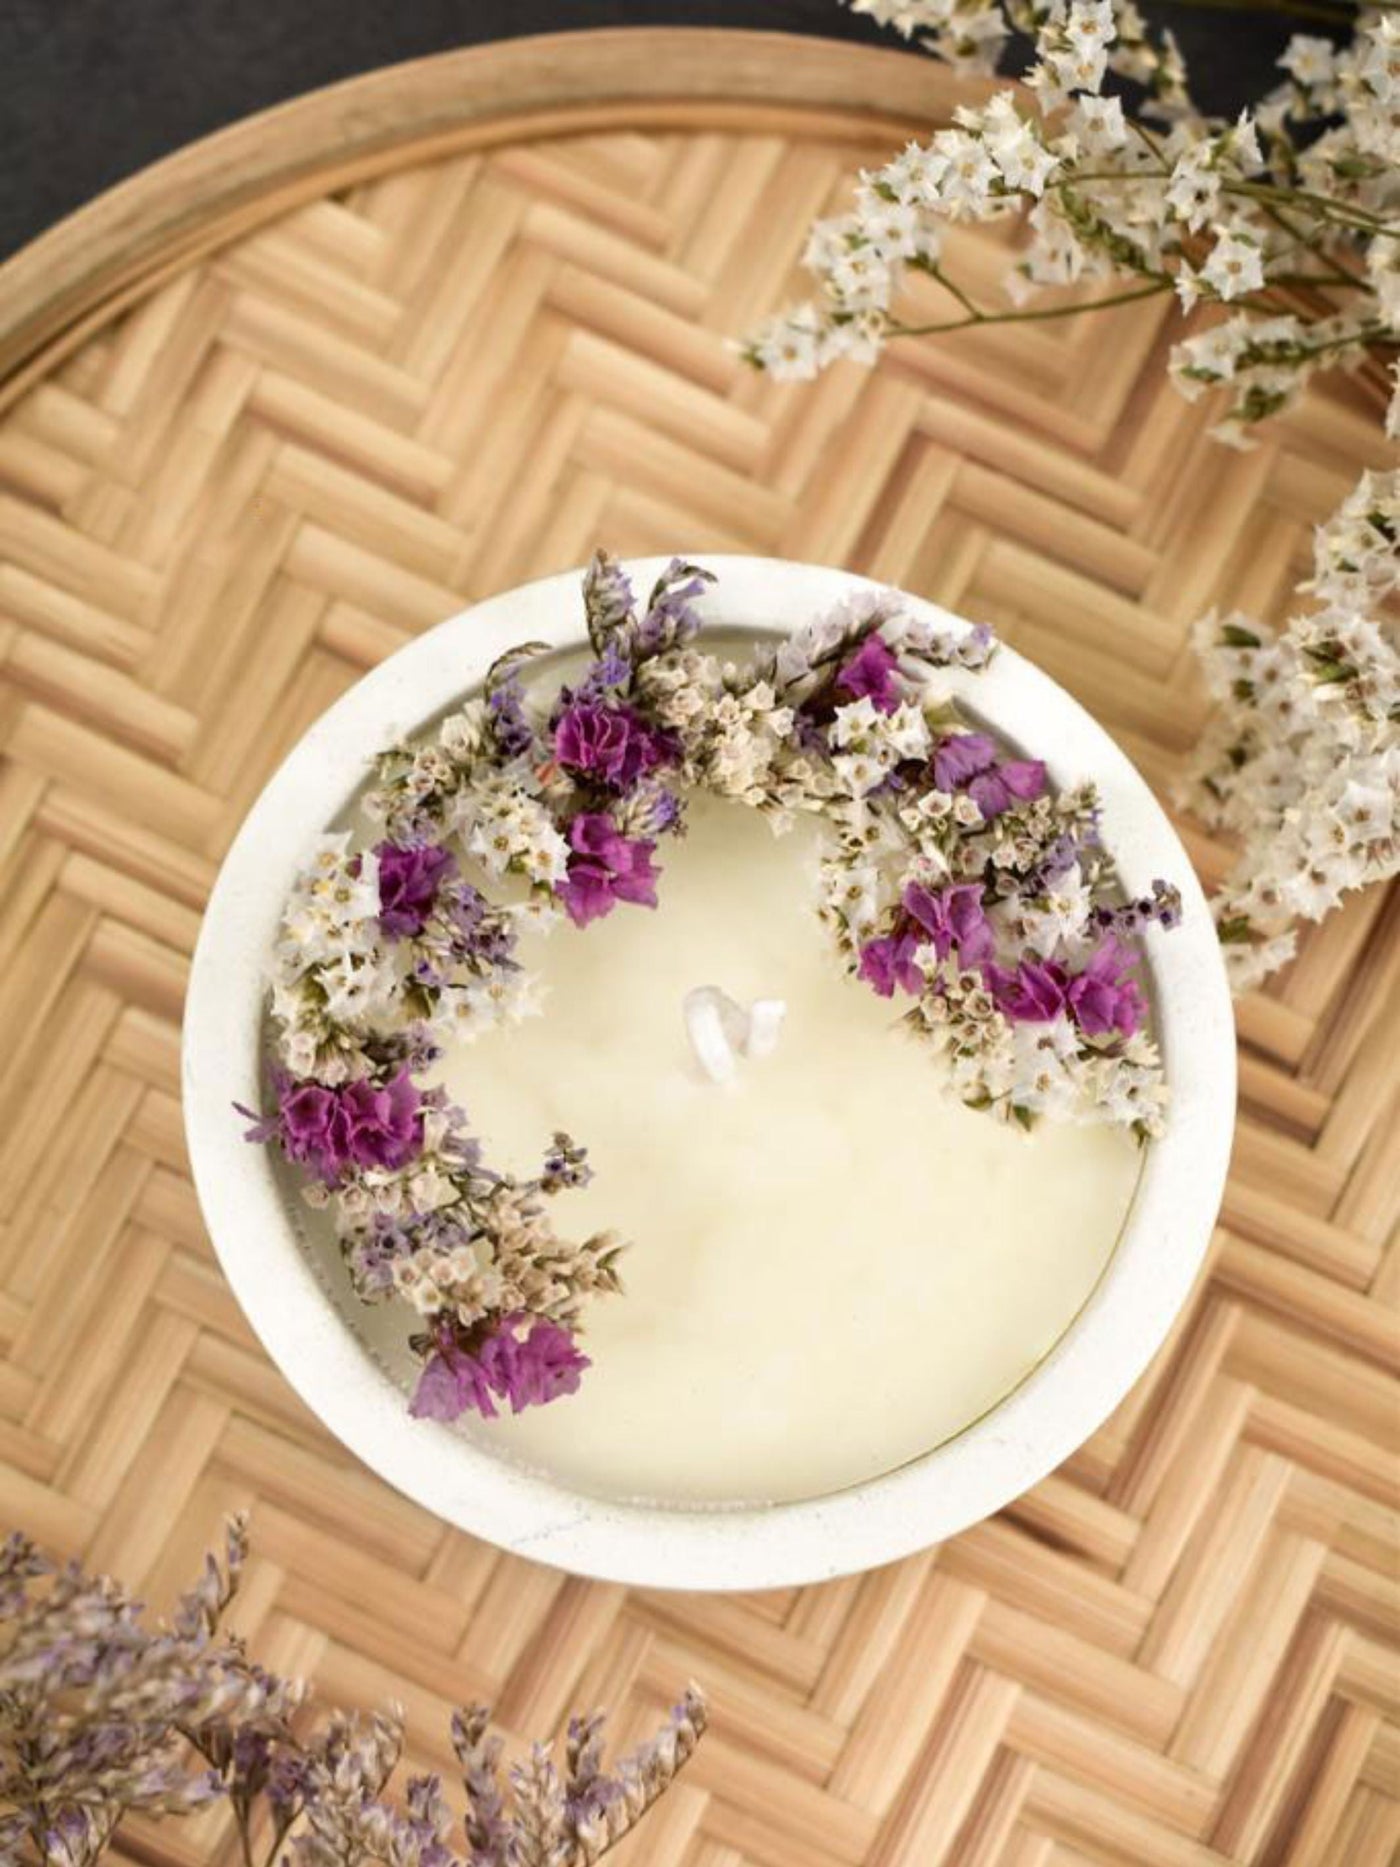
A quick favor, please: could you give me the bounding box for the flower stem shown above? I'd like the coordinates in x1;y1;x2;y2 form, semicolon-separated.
887;277;1171;338
927;261;984;318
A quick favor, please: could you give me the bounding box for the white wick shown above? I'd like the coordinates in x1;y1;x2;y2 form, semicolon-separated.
683;987;787;1085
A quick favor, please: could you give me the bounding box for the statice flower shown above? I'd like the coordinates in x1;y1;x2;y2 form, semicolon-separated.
410;1314;591;1422
1;1523;705;1867
986;937;1146;1037
376;839;456;937
557;813;659;927
857;929;926;997
1187;469;1399;986
242;1068;424;1186
488;676;536;760
904;879;997;965
836;633;904;712
931;732;1047;818
553;698;676;791
748;5;1398;982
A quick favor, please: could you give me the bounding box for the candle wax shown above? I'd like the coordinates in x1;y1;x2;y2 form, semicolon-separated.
438;794;1142;1506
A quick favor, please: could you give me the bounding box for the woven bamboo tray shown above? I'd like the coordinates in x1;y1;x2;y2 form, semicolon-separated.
0;29;1395;1866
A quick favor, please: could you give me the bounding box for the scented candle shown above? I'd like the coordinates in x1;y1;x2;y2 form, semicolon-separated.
442;791;1141;1505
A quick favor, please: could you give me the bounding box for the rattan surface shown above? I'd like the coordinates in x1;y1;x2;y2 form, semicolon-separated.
0;33;1396;1867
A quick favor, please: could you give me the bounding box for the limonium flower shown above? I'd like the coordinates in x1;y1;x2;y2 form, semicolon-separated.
904;880;997;965
376;839;456;937
553;698;676;791
0;1519;705;1867
557;813;659;927
857;929;925;996
836;633;904;713
243;1069;424;1186
410;1315;590;1422
747;5;1399;984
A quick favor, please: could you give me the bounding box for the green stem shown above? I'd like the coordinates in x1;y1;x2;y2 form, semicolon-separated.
887;277;1172;337
927;261;984;318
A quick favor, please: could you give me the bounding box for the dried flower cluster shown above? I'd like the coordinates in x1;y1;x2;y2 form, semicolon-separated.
1189;468;1399;986
0;1519;705;1867
246;554;1179;1422
748;1;1399;982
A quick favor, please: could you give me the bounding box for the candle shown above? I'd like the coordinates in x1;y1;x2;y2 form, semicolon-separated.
438;791;1142;1506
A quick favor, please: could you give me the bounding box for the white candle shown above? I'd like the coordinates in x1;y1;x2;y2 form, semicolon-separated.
437;791;1141;1506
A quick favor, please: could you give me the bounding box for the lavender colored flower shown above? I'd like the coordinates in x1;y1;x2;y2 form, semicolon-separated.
575;639;634;700
582;550;637;645
554;699;674;792
931;731;998;791
244;1069;424;1186
1065;937;1147;1037
636;558;714;653
836;634;903;714
968;757;1047;819
985;956;1069;1023
557;813;659;928
409;1316;590;1423
929;733;1046;818
488;679;536;759
857;931;925;997
2;1518;703;1867
1091;879;1183;937
377;840;456;938
903;881;996;966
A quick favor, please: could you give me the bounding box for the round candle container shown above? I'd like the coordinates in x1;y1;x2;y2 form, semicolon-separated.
184;559;1236;1591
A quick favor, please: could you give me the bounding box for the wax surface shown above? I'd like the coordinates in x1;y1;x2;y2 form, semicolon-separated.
435;793;1142;1505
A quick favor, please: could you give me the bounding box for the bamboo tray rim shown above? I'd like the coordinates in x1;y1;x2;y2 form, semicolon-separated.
0;26;986;412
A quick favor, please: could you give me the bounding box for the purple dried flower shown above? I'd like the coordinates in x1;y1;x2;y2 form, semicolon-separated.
931;731;997;791
376;841;456;938
487;678;536;760
576;639;633;700
968;757;1047;820
857;931;925;997
1065;937;1147;1037
903;881;996;966
835;634;903;714
636;558;714;652
985;956;1069;1023
930;733;1046;818
557;813;659;927
1091;880;1183;937
583;551;637;644
553;699;674;792
244;1069;424;1186
409;1316;590;1423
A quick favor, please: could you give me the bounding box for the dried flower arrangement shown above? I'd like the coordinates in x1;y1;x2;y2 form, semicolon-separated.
242;554;1179;1425
0;1518;704;1867
746;1;1399;987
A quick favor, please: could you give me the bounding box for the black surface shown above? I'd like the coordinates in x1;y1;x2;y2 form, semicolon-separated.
2;2;1295;261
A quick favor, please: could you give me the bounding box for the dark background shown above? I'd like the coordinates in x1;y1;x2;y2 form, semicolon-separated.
2;2;1298;260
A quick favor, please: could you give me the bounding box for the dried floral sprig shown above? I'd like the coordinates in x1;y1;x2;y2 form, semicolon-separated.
1186;468;1399;985
0;1520;705;1867
243;554;1179;1424
748;2;1399;984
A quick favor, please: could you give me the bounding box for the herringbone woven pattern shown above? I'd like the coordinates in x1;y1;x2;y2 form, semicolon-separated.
0;96;1396;1867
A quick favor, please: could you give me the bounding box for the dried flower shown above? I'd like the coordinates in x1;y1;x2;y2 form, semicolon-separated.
0;1523;705;1867
557;814;660;927
749;4;1400;983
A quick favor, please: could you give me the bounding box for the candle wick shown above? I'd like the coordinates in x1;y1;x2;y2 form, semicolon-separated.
683;987;787;1085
